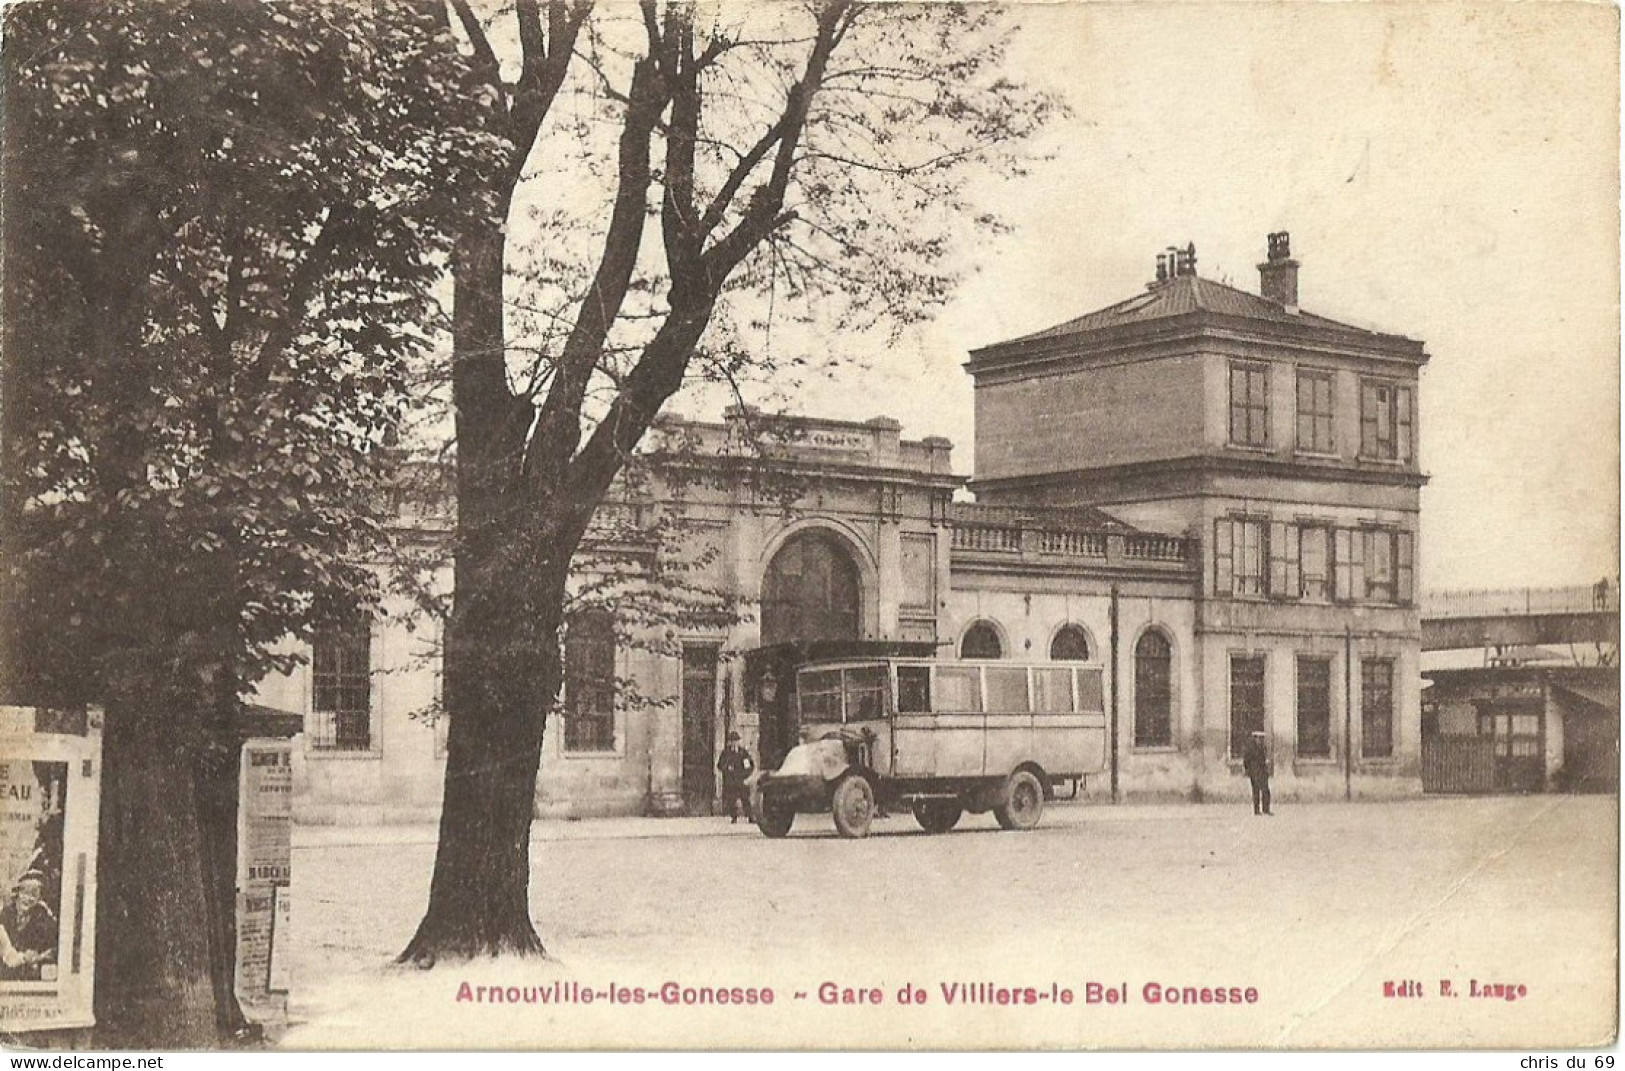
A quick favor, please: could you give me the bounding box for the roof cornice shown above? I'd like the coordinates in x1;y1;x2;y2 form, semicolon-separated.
970;453;1430;493
968;308;1427;375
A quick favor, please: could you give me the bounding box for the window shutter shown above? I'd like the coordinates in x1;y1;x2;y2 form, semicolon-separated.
1285;524;1301;598
1228;367;1243;443
1333;529;1350;601
1359;383;1377;457
1396;386;1415;463
1268;521;1288;598
1396;530;1415;604
1214;518;1234;596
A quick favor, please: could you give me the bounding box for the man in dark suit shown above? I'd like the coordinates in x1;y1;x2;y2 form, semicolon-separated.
717;731;755;823
1242;730;1273;816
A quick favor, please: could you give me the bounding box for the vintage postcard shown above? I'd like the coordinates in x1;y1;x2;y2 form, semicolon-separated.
0;0;1617;1056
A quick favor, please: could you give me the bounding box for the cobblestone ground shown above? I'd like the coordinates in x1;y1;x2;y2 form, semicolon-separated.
280;796;1617;1050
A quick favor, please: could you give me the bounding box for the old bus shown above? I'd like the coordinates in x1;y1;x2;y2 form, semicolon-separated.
753;658;1107;838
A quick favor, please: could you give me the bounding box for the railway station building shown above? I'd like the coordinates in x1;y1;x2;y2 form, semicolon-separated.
256;233;1430;821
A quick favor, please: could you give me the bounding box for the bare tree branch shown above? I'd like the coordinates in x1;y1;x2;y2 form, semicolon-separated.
449;0;504;92
526;41;673;486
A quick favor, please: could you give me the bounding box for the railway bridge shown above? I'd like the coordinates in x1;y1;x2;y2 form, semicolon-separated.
1421;583;1619;654
1420;583;1617;796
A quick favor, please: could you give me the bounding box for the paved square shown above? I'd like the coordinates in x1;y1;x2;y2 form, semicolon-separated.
283;796;1617;1049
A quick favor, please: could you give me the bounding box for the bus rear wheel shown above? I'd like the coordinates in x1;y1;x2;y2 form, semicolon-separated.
831;774;875;839
994;770;1045;831
912;799;963;834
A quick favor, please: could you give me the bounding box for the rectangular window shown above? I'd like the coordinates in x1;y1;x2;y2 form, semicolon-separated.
311;619;372;751
566;613;619;751
1360;380;1415;461
1229;363;1270;447
1361;659;1395;758
1300;525;1331;601
1215;517;1267;597
1359;529;1416;604
1296;370;1335;453
1296;657;1333;759
1229;655;1267;758
1269;521;1300;600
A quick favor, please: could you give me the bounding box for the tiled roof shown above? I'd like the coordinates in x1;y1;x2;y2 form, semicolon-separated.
997;274;1399;347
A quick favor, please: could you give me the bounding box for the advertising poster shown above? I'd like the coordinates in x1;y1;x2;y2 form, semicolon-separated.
234;739;292;1025
0;707;102;1034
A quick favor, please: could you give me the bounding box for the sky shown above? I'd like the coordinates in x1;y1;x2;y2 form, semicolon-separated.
686;2;1620;593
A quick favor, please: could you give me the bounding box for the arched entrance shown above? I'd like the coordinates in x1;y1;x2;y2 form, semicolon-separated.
750;529;865;773
760;529;863;646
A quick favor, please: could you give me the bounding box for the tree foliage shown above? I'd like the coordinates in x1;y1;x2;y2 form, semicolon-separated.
1;0;496;1043
3;0;496;706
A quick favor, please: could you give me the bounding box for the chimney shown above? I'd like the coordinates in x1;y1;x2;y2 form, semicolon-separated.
1150;242;1200;288
1258;231;1299;309
1173;242;1197;277
1153;253;1169;285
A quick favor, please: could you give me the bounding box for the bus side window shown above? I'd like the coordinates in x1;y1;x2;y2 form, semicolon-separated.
985;667;1031;713
1076;668;1105;713
1033;667;1074;713
934;666;984;713
896;666;932;713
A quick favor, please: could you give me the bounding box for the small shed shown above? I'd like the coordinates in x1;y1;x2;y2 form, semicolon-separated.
1422;665;1618;794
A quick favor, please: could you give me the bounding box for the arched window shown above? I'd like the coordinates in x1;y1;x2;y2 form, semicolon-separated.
1134;630;1173;748
1050;624;1091;661
960;621;1004;659
761;529;862;645
564;610;616;752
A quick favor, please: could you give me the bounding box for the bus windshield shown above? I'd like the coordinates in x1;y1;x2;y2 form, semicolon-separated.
844;666;887;721
799;669;842;723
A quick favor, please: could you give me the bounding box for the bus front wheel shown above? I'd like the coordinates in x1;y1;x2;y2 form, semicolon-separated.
831;774;876;838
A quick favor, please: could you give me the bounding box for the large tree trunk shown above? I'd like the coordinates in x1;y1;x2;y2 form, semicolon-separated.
94;689;241;1047
400;215;564;964
399;552;560;964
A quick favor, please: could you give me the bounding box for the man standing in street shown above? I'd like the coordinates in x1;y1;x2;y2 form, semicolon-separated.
717;731;755;823
1242;730;1273;816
